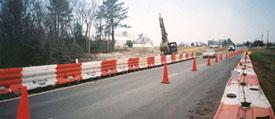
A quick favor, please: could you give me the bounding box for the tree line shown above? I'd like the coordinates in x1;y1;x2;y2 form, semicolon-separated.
0;0;129;68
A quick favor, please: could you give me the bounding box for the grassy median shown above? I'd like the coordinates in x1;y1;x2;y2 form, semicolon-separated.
251;48;275;110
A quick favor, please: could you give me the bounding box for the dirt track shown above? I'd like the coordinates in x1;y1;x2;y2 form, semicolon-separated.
80;47;226;62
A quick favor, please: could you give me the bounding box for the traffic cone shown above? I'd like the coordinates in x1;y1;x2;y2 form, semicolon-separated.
161;63;169;84
192;58;197;71
226;53;228;59
207;55;211;66
215;54;218;63
220;53;223;60
17;86;30;119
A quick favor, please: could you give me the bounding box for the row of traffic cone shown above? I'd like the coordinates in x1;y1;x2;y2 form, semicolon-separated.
162;51;242;83
193;52;232;71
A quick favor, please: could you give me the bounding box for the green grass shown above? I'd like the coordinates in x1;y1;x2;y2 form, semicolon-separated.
251;48;275;110
251;48;275;72
196;52;203;56
114;48;129;52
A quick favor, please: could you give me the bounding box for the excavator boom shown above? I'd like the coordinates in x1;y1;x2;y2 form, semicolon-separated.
159;13;177;55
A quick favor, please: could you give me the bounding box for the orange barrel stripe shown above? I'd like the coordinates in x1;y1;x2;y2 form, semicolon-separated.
101;60;117;76
171;54;176;63
0;67;23;94
161;56;166;65
56;63;82;84
147;56;155;68
128;58;139;71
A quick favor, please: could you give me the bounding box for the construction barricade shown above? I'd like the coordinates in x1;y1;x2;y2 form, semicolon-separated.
185;52;189;60
56;63;82;84
101;60;117;76
166;55;172;64
0;68;23;94
128;58;139;71
154;56;162;66
81;61;102;80
138;57;147;69
161;56;167;65
22;65;57;90
171;54;176;63
214;52;274;119
116;58;129;73
147;56;155;68
179;53;184;61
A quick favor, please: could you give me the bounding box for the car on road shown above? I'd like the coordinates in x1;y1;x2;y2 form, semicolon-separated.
228;45;235;51
202;49;216;58
209;45;219;48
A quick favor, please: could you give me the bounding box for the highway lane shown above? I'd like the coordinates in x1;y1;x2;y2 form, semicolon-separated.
0;50;242;119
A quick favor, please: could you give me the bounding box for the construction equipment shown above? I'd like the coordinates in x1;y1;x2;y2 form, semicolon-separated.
159;13;178;55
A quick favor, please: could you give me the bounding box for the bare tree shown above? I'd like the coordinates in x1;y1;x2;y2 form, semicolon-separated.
73;0;98;53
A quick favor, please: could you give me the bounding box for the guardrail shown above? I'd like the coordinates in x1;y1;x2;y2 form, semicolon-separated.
214;52;274;119
0;52;194;95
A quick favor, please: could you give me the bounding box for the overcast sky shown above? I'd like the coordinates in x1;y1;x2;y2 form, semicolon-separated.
119;0;275;45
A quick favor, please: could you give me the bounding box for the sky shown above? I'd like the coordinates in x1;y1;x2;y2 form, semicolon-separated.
118;0;275;46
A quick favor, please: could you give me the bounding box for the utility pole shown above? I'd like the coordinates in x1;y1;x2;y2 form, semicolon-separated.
267;30;269;48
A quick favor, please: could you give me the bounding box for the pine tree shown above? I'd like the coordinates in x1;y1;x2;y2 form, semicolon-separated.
96;0;129;52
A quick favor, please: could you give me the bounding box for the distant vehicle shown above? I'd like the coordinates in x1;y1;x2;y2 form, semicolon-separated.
202;49;216;58
228;45;235;51
209;45;219;48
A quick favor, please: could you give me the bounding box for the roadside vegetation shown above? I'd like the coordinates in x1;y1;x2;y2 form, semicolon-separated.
251;48;275;109
0;0;129;68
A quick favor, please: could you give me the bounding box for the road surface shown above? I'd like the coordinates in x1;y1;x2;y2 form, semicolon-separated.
0;50;242;119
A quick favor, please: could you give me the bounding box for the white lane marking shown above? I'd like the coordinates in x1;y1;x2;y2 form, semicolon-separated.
168;73;178;78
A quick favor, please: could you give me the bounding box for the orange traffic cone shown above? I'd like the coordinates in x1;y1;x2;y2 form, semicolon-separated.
192;58;197;71
207;55;211;66
215;54;218;63
161;63;169;84
226;53;228;59
17;86;30;119
220;53;223;60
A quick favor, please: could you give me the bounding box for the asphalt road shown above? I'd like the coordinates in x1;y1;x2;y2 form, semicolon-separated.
0;50;242;119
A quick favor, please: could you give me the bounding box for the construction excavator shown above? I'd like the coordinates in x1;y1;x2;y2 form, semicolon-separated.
159;13;178;55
